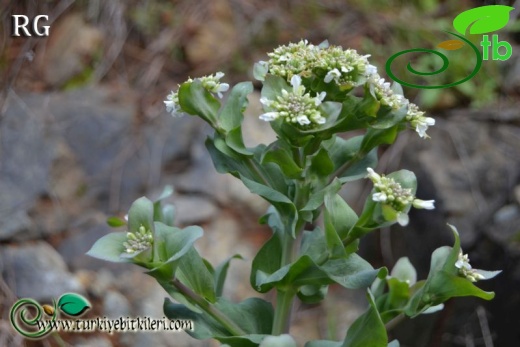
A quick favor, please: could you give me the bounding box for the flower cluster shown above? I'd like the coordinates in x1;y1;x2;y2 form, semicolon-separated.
366;168;435;226
368;74;407;111
259;75;326;127
265;39;375;89
266;40;320;79
187;72;229;99
164;90;180;117
123;225;153;254
163;72;229;117
406;103;436;139
455;251;485;282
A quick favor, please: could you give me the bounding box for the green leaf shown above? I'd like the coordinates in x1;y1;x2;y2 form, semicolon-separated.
262;146;302;179
301;228;328;262
310;148;335;177
360;126;399;154
106;216;126;228
390;257;417;286
164;297;273;339
453;5;514;35
251;232;283;292
147;224;204;280
297;284;328;304
219;82;253;132
161;204;176;227
381;278;411;321
86;232;131;263
226;127;253;156
214;254;243;297
319;256;386;289
323;136;377;183
206;136;252;178
342;290;387;347
153;186;174;224
178;80;220;126
254;61;269;81
240;174;297;237
428;271;495;302
57;293;91;317
302;179;342;212
176;248;217;303
128;197;154;234
324;193;359;249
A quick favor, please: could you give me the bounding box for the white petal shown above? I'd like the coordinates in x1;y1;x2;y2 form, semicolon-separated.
219;83;230;93
315;116;326;124
215;72;225;79
397;213;409;226
296;115;311;125
413;199;435;210
259;112;278;122
366;64;378;76
366;167;381;181
291;75;302;92
372;192;387;202
425;117;435;126
260;97;272;106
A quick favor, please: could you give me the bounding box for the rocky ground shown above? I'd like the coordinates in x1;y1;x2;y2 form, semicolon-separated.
2;1;520;347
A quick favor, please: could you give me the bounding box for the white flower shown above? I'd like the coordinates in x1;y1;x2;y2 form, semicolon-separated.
366;167;381;182
455;252;472;271
188;72;230;99
365;64;378;76
406;103;435;139
324;68;341;83
412;199;435;210
397;213;410;226
315;92;326;106
368;74;409;110
372;192;388;202
455;251;485;282
164;91;181;116
259;112;279;121
296;115;311;125
258;75;327;127
366;167;435;226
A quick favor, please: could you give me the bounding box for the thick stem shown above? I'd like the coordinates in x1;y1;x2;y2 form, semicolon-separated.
271;230;297;335
170;278;246;336
272;288;296;335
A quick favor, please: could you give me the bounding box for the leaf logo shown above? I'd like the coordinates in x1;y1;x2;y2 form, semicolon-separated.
57;293;91;316
385;5;514;89
453;5;514;35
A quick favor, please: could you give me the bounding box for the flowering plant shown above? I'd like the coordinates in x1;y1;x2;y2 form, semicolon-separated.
88;40;500;347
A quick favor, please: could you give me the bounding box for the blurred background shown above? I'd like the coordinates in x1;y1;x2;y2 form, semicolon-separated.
1;0;519;346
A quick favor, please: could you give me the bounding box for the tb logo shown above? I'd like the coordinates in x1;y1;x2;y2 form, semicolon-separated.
11;15;50;37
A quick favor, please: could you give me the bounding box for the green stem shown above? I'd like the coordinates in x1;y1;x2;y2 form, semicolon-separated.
246;157;272;188
170;278;246;336
329;152;363;184
385;313;405;331
272;288;296;335
271;228;297;335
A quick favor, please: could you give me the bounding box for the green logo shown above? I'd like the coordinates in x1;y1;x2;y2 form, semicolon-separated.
10;293;91;339
385;5;514;89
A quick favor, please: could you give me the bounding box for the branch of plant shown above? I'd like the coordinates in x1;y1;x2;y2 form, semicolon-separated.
170;278;246;336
